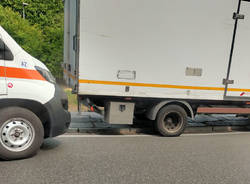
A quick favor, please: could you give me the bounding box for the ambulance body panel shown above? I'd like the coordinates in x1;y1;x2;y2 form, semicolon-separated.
0;26;70;160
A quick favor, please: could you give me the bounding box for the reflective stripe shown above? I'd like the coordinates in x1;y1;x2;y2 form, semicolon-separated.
79;79;250;92
0;66;45;81
64;69;76;80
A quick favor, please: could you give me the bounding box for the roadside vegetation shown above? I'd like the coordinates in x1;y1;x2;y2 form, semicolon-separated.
64;88;89;112
0;1;82;111
0;0;64;79
64;88;78;111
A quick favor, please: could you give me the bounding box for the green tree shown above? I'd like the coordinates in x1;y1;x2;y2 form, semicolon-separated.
0;0;64;28
0;0;64;78
0;5;44;60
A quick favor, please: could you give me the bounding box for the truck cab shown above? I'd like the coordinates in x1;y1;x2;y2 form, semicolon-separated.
0;26;70;160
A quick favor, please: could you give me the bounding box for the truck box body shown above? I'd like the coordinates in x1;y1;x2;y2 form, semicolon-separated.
64;0;250;101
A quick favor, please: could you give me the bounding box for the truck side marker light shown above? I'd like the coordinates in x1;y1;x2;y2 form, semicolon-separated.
7;83;13;88
240;92;245;96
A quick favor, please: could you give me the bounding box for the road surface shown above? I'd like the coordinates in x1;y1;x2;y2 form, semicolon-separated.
1;132;250;184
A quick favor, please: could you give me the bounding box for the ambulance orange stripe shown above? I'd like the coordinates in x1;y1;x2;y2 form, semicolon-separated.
0;66;45;81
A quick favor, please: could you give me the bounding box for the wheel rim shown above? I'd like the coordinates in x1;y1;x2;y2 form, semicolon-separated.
0;118;35;152
163;112;183;133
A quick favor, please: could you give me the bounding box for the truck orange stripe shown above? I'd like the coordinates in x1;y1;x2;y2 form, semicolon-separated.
79;79;250;92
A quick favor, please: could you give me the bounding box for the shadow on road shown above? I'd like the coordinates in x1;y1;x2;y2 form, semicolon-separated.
0;138;61;162
40;138;61;151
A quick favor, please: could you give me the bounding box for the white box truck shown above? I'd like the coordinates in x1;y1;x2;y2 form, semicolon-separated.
0;26;70;160
64;0;250;136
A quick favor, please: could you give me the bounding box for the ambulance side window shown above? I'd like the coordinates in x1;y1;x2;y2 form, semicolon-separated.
0;39;13;61
0;39;4;60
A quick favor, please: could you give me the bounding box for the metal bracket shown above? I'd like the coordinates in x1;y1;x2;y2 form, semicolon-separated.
67;64;71;72
223;78;234;85
233;12;245;20
72;84;77;94
62;63;67;69
73;35;79;52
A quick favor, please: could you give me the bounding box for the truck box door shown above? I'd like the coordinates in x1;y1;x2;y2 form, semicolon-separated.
0;36;7;95
224;0;250;99
63;0;79;92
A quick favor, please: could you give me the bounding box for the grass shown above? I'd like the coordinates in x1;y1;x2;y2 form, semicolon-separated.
64;88;88;112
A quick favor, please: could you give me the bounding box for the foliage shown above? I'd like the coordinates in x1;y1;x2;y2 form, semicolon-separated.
0;5;44;60
0;0;64;78
64;88;88;112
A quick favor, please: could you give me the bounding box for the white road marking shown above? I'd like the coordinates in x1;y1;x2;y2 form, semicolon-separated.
59;134;151;138
59;131;250;138
182;131;250;137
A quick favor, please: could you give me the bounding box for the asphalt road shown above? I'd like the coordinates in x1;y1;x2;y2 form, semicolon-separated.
1;133;250;184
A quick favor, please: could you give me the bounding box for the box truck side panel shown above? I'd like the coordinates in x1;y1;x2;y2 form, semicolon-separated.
78;0;240;100
226;0;250;97
63;0;70;84
64;0;78;89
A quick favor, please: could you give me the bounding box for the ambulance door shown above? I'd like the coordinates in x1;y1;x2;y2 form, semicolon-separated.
0;36;7;95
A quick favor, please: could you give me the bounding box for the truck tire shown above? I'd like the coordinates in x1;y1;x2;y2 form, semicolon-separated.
156;105;187;137
0;107;44;160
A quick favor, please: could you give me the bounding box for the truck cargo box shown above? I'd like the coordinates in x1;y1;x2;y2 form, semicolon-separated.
64;0;250;101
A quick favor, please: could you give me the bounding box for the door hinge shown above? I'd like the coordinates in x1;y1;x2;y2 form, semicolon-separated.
233;12;245;20
72;84;77;94
73;35;78;52
223;78;234;85
67;64;71;72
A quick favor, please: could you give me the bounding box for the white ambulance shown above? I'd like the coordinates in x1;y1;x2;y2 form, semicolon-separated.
0;26;70;160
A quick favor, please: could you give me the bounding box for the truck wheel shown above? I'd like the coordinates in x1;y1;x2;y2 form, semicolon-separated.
156;105;187;137
0;107;44;160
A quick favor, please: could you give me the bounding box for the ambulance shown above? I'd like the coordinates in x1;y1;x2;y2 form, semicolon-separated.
0;26;70;160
